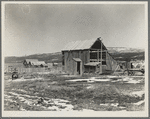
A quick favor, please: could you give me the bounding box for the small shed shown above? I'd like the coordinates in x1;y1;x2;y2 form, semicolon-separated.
62;37;119;75
32;61;47;67
23;59;47;67
23;59;38;67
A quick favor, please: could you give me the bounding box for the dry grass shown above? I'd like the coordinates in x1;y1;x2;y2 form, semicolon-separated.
4;73;145;111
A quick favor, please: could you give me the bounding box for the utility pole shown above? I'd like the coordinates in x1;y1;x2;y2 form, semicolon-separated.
101;39;103;74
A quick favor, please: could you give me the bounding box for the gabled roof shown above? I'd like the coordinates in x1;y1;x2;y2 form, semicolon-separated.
62;38;107;51
24;59;47;66
31;61;46;66
38;61;46;65
52;59;58;62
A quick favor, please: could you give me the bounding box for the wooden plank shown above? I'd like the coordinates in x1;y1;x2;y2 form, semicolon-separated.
106;53;111;70
97;50;99;62
87;50;89;62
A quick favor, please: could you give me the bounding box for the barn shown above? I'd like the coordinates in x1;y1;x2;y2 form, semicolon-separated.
62;37;119;75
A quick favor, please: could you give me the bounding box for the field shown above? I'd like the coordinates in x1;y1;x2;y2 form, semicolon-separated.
4;72;145;111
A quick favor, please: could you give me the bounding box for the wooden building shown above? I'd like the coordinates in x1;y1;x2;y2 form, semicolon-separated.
62;37;118;75
23;59;47;67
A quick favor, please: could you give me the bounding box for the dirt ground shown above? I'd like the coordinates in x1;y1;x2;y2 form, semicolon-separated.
4;73;145;111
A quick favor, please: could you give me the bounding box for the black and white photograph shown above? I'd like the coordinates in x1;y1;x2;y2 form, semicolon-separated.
2;1;148;117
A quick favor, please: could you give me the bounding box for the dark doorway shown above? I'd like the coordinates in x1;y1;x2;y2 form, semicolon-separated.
77;62;80;74
131;63;133;69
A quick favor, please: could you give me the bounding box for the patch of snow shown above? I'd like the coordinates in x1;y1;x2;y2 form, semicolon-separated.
7;91;74;111
37;72;51;74
94;79;111;82
118;106;126;109
47;106;59;110
8;92;20;96
100;103;119;107
111;79;122;82
12;78;44;82
4;94;14;98
126;80;141;84
100;103;109;106
66;79;88;82
133;100;145;106
23;100;33;106
86;85;94;89
12;89;28;93
20;107;27;111
107;76;121;78
4;98;14;102
67;77;111;82
122;77;133;81
111;103;119;107
53;99;69;103
19;97;26;102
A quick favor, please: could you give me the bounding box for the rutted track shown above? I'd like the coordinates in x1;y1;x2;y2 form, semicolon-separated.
4;89;74;111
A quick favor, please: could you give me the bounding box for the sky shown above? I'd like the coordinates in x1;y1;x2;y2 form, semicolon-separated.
3;2;147;56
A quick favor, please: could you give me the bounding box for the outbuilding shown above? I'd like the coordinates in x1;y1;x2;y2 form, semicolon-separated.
62;37;119;75
23;59;47;67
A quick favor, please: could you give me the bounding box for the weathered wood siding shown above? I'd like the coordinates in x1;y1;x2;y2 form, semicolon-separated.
63;50;90;75
63;50;118;75
106;53;118;71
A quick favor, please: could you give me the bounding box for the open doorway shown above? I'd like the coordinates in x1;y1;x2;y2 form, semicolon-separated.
77;62;80;74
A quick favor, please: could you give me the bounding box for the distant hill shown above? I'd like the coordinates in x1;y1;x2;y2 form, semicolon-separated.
107;47;144;54
5;52;62;63
107;47;145;61
5;47;145;63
